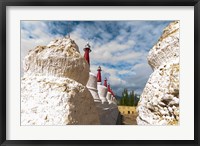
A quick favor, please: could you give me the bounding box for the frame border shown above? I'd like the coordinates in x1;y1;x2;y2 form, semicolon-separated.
0;0;199;146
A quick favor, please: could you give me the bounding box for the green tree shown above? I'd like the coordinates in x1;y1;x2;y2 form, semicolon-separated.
129;90;134;106
119;88;140;106
123;88;129;105
120;97;125;105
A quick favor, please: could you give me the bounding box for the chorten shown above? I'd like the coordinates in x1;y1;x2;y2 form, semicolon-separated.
96;66;108;104
106;83;112;103
83;42;91;65
97;66;102;84
104;78;108;87
85;43;101;103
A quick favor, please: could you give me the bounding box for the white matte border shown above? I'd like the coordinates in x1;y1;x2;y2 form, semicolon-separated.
6;6;194;140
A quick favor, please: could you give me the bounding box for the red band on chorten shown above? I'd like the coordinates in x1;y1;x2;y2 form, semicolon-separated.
83;43;91;65
107;84;111;93
104;78;107;87
97;66;102;83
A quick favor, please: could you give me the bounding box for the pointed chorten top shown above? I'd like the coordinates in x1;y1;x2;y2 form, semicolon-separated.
83;42;91;52
97;66;102;71
104;78;107;87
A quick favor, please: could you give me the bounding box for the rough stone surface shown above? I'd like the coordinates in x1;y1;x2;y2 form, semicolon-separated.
96;104;119;125
21;76;100;125
21;37;100;125
137;21;179;125
23;37;89;85
148;21;179;70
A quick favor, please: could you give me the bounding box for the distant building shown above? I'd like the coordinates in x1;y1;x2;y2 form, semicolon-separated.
118;106;136;115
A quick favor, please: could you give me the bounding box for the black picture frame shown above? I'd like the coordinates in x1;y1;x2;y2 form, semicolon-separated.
0;0;199;146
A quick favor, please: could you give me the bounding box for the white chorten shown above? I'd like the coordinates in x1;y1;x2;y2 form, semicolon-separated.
97;85;108;104
87;72;101;103
96;66;108;104
106;92;112;104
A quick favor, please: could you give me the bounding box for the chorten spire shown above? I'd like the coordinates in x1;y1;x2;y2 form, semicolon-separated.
107;83;111;92
97;66;102;84
104;78;107;87
83;42;91;65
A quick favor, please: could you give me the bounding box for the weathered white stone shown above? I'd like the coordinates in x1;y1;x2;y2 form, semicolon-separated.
23;37;89;85
21;37;100;125
148;21;179;70
96;103;118;125
21;76;100;125
168;107;173;113
174;108;179;116
137;21;180;125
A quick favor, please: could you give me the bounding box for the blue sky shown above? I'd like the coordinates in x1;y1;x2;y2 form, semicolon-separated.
21;20;172;96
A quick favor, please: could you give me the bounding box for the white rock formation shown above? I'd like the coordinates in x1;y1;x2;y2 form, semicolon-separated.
137;21;180;125
21;37;100;125
23;37;88;85
97;105;119;125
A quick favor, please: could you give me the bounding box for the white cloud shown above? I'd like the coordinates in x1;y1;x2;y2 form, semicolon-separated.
118;70;130;75
20;20;170;95
109;76;126;85
21;21;63;75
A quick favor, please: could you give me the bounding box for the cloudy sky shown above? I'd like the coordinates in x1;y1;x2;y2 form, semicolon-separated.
21;20;172;96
